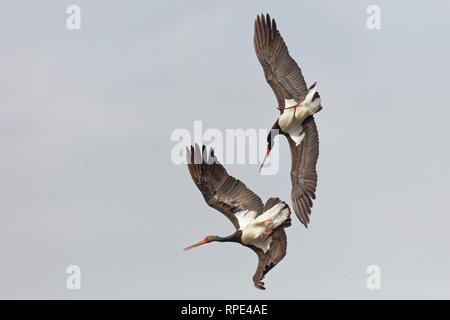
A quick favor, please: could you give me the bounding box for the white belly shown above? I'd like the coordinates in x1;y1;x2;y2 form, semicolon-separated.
278;84;321;146
236;203;290;252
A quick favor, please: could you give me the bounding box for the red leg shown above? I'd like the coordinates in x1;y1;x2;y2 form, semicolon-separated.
260;219;274;236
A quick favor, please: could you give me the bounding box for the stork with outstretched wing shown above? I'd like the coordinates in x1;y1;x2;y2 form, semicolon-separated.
184;145;291;290
254;14;322;228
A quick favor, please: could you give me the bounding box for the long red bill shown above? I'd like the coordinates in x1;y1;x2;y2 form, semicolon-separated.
259;148;270;173
183;239;207;251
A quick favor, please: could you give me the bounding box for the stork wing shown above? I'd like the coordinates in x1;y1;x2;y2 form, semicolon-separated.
288;116;319;228
250;229;288;290
249;197;291;290
186;145;264;229
254;13;308;110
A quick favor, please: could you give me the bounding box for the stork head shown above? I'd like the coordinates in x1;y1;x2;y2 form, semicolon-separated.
260;120;281;173
183;236;219;251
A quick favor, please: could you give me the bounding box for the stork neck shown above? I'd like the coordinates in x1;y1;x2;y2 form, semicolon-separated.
271;120;282;133
267;120;282;149
216;231;241;243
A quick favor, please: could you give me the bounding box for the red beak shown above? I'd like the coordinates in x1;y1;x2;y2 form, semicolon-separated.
183;238;208;251
259;148;271;173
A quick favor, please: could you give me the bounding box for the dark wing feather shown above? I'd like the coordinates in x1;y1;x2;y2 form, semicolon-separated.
250;229;288;290
186;144;264;229
288;116;319;228
254;13;308;110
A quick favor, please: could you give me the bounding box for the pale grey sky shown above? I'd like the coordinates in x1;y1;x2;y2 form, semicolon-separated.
1;1;449;299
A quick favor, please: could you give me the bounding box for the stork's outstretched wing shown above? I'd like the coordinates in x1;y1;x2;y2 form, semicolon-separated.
249;198;291;290
254;13;308;110
288;116;319;228
186;145;264;229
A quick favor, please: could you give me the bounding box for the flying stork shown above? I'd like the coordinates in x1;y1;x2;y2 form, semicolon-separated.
254;13;322;228
184;145;292;290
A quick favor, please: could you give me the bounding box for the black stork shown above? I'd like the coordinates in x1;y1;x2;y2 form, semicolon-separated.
185;144;292;290
254;14;322;228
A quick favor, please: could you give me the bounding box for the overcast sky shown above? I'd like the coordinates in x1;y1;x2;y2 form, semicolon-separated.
1;1;450;299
